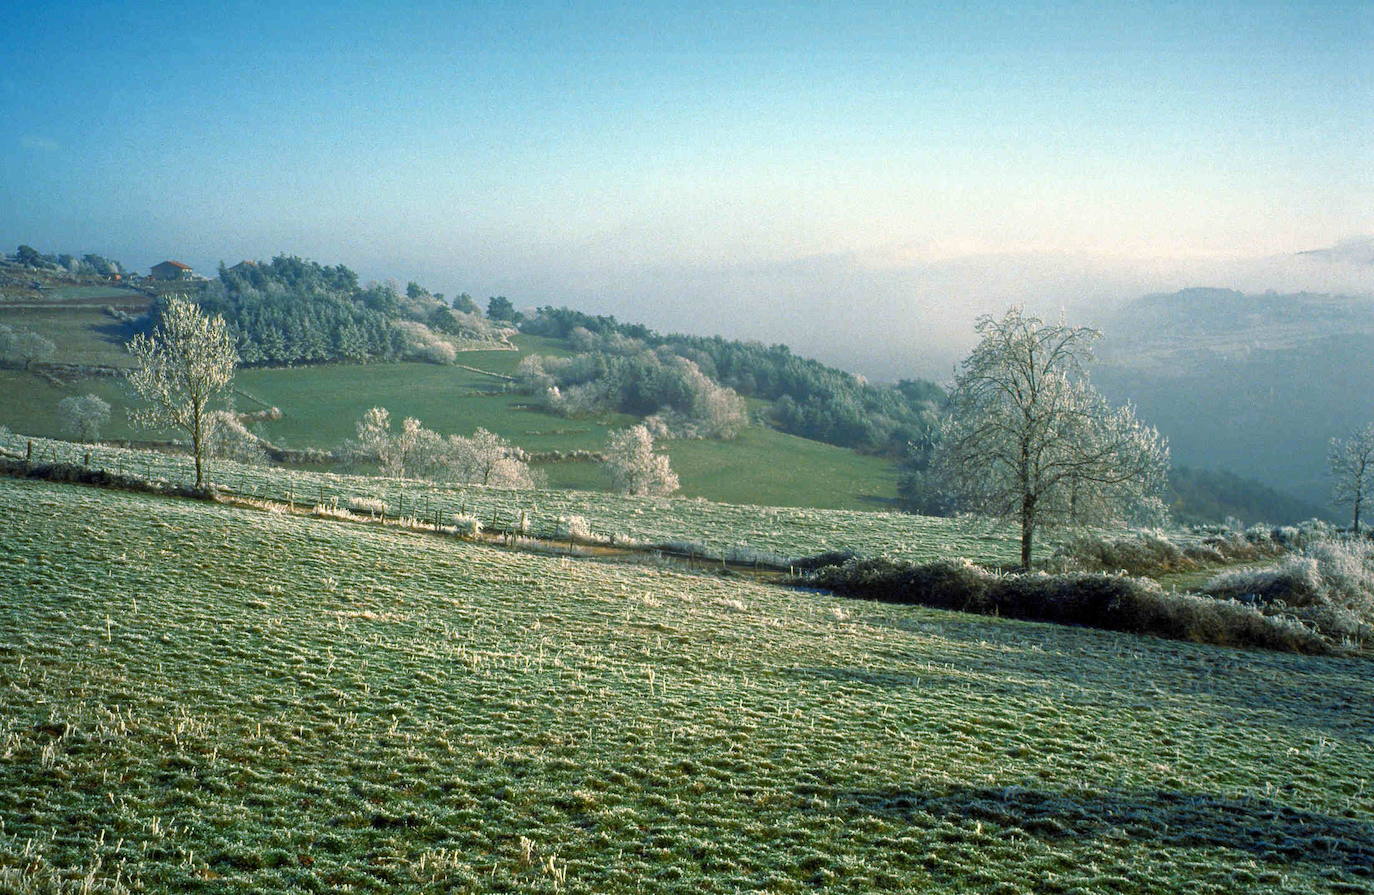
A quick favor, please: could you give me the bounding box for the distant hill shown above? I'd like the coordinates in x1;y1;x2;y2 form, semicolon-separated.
1166;466;1330;527
1298;236;1374;266
1095;287;1374;514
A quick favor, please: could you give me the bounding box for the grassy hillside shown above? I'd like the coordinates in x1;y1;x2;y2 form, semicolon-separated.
235;341;629;454
0;305;900;509
0;297;144;368
3;434;1040;566
2;476;1371;893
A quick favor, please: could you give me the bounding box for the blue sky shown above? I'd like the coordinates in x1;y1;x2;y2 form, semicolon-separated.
2;1;1371;374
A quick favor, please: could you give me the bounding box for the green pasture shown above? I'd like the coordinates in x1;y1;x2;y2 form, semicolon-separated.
236;360;635;454
36;284;146;303
537;428;896;511
0;371;150;441
0;305;138;367
0;476;1369;893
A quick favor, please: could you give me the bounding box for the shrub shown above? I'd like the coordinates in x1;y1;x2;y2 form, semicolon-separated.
204;410;268;464
1052;531;1189;576
396;321;458;364
804;557;994;613
1203;538;1374;643
348;496;388;517
451;514;482;537
554;515;592;541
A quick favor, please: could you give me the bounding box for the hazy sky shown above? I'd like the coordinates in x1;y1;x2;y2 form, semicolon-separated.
4;0;1372;377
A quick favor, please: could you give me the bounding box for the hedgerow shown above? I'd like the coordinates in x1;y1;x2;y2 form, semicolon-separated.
798;556;1333;654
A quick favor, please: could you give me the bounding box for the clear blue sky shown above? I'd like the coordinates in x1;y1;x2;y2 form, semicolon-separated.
2;0;1371;369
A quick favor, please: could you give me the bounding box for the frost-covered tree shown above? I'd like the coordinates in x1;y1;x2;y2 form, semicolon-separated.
604;425;679;497
0;324;55;369
445;428;529;487
935;308;1168;568
126;297;237;488
1330;423;1374;530
351;407;433;477
57;393;111;442
348;410;532;487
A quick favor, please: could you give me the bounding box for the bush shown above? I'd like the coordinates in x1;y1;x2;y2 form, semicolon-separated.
799;556;1332;654
1203;539;1374;643
451;514;482;537
1052;523;1332;577
787;549;859;572
396;320;458;364
1053;531;1189;576
204;410;267;464
554;515;592;541
348;496;388;517
524;349;747;440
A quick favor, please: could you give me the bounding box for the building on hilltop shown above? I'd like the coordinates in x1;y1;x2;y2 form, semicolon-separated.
150;260;193;280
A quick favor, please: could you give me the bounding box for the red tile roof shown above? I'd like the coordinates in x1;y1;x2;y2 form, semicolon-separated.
155;260;191;270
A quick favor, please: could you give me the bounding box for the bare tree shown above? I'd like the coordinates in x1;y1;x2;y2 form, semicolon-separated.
936;308;1169;568
604;424;679;496
127;297;237;488
1330;424;1374;530
57;393;111;442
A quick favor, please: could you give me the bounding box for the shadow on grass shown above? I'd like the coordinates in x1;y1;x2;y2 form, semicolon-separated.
842;613;1374;739
91;319;136;348
819;784;1374;876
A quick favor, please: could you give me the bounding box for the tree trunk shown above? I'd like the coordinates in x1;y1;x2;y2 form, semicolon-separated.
1355;493;1362;532
192;405;203;488
1020;494;1036;570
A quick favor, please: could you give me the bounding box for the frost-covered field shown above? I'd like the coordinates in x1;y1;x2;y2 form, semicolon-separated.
3;433;1050;565
1;476;1371;893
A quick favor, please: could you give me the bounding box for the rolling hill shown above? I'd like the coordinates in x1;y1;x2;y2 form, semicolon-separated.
0;274;899;511
2;474;1370;893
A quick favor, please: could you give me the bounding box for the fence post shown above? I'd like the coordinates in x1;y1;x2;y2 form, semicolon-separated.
26;440;33;461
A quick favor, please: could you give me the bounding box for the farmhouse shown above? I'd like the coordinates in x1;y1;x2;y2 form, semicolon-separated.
150;260;193;280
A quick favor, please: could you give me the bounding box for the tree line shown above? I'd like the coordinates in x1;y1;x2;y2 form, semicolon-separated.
7;245;125;277
520;306;943;454
143;256;512;368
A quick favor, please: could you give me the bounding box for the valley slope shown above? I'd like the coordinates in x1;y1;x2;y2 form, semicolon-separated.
2;475;1370;893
